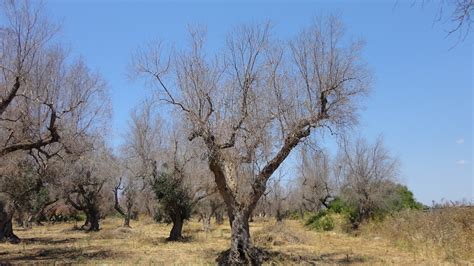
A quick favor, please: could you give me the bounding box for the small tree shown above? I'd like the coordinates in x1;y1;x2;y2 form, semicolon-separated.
151;161;193;241
196;192;224;232
120;100;163;220
267;172;290;222
113;176;137;227
64;143;114;232
66;170;104;231
298;148;334;212
338;137;399;227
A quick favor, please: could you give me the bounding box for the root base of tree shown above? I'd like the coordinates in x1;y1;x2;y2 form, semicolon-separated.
216;247;270;265
0;235;20;244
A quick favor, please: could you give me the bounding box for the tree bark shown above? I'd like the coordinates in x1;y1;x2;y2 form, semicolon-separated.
123;203;132;227
225;208;262;265
123;214;131;227
114;181;132;228
215;211;224;225
88;208;100;231
276;209;284;222
0;206;20;244
168;213;183;241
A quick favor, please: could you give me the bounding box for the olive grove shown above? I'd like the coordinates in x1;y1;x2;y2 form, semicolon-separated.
133;16;371;263
0;0;109;242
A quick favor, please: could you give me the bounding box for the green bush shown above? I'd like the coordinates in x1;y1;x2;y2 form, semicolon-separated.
305;210;335;231
388;185;423;212
328;197;357;215
300;185;423;231
151;163;193;224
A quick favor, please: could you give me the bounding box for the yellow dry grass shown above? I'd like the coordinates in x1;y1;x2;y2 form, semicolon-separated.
361;207;474;264
0;217;462;265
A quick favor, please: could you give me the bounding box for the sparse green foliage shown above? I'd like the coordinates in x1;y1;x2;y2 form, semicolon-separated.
151;163;193;240
151;164;193;223
328;197;356;215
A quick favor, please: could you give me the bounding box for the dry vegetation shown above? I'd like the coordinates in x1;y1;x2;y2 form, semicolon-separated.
361;207;474;264
1;215;469;265
0;1;472;265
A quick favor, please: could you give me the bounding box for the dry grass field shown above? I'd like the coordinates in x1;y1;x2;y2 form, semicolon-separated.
361;207;474;265
1;216;467;265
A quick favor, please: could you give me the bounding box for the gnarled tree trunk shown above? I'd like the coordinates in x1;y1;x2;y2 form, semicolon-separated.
87;208;100;231
0;216;20;244
228;208;256;264
113;179;133;228
215;211;224;225
0;201;20;244
168;213;184;241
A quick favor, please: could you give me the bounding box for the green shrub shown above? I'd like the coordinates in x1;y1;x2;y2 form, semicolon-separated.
387;185;423;212
300;186;424;231
305;210;335;231
328;197;357;216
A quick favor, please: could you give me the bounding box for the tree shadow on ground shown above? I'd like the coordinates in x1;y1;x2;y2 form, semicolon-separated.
270;251;373;264
163;235;194;242
0;247;120;264
20;237;79;245
139;235;194;246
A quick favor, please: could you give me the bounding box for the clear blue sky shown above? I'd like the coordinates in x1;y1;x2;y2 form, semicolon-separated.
47;0;472;205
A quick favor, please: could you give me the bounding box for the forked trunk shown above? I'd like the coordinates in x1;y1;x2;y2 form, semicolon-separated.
168;213;183;241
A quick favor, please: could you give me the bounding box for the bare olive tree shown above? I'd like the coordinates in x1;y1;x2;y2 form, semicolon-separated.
0;0;109;243
298;148;335;212
113;175;137;228
134;16;371;263
338;136;399;228
196;191;224;232
268;173;291;222
63;142;115;232
259;170;290;222
120;100;163;220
